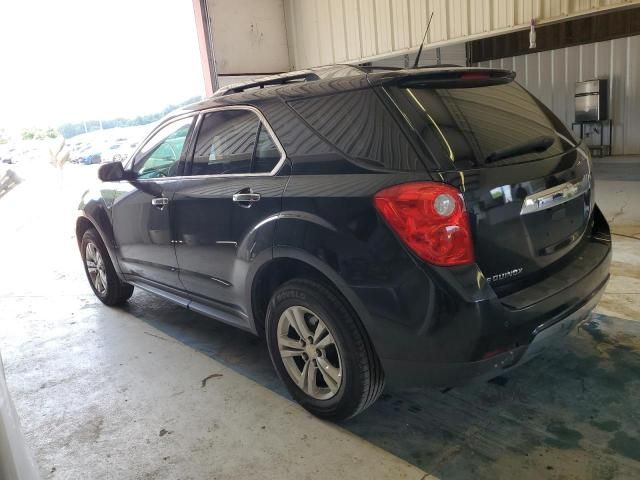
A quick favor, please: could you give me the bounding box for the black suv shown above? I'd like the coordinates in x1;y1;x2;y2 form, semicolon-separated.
77;65;611;420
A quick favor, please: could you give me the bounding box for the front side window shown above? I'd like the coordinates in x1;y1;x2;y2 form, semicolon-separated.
190;109;283;176
133;117;194;179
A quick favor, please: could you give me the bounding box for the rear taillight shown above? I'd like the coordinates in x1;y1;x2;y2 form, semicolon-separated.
373;182;475;266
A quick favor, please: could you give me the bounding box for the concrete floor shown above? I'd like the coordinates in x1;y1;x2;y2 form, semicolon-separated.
592;156;640;229
1;161;639;479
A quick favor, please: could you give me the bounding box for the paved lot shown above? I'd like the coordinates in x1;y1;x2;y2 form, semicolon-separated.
1;162;639;479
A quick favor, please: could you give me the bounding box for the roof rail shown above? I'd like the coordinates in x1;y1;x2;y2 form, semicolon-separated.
214;71;321;96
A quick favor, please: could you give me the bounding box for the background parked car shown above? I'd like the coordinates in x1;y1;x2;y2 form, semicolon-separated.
70;144;91;164
81;152;102;165
100;143;123;163
116;142;138;162
101;142;136;163
0;147;14;164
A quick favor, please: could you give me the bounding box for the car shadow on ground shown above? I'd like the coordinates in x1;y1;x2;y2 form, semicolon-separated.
124;292;640;479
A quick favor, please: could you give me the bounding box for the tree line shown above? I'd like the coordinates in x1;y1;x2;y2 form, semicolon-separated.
56;96;202;139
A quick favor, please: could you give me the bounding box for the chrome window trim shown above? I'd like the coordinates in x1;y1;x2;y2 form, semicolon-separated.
183;105;287;179
125;105;287;181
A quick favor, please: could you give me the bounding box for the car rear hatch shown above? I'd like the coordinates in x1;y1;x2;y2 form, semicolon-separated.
374;68;595;297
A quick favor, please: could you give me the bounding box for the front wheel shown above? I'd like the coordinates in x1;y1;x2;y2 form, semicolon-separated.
81;228;134;306
266;278;385;420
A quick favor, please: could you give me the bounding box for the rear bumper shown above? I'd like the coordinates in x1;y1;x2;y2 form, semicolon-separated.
371;206;612;388
382;272;607;387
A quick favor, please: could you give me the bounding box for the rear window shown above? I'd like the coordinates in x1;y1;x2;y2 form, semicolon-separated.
389;82;574;169
289;88;425;171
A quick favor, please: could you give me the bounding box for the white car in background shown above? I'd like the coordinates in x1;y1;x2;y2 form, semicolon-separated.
0;353;40;479
101;142;137;163
100;143;123;163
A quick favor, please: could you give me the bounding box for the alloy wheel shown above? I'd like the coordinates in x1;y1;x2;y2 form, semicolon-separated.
277;305;343;400
85;242;107;296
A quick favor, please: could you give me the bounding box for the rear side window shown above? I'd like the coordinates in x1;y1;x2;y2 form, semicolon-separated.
389;82;573;169
289;88;424;171
189;109;283;176
253;123;281;173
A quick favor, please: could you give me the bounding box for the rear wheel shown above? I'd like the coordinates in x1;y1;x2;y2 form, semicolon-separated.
81;228;134;306
266;278;385;420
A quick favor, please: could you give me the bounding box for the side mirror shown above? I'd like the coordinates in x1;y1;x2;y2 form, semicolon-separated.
98;161;131;182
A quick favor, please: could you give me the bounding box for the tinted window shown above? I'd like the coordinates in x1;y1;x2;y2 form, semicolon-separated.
191;110;259;175
253;123;281;173
389;82;573;169
289;88;424;171
134;117;193;179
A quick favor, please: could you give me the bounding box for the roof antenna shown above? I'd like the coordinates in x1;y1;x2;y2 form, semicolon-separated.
412;12;434;69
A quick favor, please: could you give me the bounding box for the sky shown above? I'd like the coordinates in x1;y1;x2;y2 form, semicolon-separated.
0;0;205;130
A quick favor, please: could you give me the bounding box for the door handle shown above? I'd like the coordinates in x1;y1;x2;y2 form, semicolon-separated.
151;197;169;210
232;191;261;207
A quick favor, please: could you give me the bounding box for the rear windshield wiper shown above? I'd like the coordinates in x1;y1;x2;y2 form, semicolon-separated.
485;136;555;164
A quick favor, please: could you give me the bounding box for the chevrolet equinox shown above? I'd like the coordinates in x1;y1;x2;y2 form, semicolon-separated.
77;65;612;420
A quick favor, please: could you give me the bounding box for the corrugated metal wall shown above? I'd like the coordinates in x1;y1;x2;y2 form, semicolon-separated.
284;0;640;69
368;43;467;67
478;35;640;155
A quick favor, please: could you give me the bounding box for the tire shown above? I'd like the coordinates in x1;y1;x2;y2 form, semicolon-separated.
80;228;134;306
266;278;385;420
